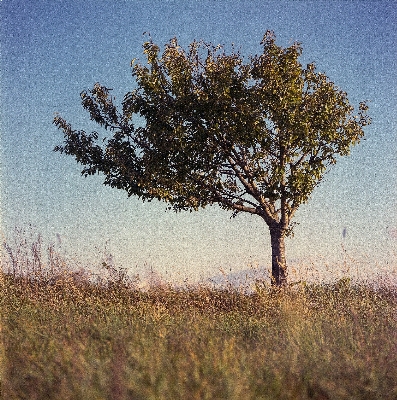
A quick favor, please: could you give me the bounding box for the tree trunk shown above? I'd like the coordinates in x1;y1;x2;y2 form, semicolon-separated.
269;225;287;286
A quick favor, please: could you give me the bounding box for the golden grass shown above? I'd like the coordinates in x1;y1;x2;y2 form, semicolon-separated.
1;231;397;399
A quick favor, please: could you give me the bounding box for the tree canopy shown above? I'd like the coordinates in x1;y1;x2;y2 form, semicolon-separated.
54;31;370;285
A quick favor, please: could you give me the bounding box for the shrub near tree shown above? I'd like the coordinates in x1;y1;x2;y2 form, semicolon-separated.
54;31;370;286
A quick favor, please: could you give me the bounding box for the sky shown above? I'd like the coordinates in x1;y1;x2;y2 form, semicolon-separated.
1;0;396;284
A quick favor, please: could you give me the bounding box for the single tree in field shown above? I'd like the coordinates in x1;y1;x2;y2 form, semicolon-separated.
54;31;370;286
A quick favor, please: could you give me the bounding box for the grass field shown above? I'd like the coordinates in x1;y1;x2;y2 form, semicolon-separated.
1;233;397;399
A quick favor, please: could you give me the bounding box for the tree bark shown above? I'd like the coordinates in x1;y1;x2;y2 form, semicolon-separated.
269;225;287;286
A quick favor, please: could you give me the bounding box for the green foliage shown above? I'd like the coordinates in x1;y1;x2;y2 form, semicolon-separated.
54;32;371;285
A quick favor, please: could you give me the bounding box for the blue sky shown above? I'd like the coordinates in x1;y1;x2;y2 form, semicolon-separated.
1;0;396;283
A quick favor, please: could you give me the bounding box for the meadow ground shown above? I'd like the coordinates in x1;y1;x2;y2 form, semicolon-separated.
1;232;397;399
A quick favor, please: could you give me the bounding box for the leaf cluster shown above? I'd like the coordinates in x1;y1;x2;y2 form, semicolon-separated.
54;31;370;233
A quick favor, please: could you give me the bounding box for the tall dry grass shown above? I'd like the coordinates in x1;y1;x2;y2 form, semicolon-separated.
1;229;397;399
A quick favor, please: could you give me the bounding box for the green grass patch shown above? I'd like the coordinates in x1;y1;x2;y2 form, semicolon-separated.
1;269;396;399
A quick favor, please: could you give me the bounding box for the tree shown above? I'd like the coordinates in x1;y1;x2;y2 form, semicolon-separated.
54;31;370;286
